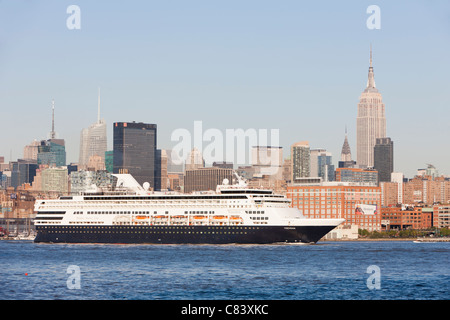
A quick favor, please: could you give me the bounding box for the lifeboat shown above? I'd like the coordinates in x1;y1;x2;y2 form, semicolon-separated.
192;215;207;220
212;215;227;220
135;216;149;220
229;215;243;224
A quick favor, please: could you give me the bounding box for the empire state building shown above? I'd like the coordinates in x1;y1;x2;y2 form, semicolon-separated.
356;47;386;168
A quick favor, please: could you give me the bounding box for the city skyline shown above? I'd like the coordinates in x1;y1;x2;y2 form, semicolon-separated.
0;1;449;178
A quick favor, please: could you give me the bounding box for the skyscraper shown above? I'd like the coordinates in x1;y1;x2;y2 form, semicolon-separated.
251;146;283;180
11;159;38;189
37;139;66;167
310;149;334;181
373;137;393;183
184;167;234;193
79;89;107;169
356;46;386;168
154;149;168;191
37;99;66;167
113;121;157;188
185;147;205;171
338;128;356;168
291;141;310;182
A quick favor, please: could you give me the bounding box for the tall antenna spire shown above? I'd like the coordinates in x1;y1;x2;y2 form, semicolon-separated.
50;99;56;139
366;44;376;90
97;87;101;123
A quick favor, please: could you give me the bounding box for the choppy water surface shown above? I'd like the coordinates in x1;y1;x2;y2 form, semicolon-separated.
0;240;448;300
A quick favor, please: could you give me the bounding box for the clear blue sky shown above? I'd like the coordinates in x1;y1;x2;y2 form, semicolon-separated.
0;0;449;178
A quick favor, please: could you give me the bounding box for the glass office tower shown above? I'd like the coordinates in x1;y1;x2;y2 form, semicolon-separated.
373;137;394;183
113;122;157;188
37;139;66;167
11;159;39;189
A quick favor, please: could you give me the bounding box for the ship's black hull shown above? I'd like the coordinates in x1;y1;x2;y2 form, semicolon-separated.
34;224;336;244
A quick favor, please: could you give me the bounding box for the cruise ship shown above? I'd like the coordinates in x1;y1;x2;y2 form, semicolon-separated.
33;174;344;244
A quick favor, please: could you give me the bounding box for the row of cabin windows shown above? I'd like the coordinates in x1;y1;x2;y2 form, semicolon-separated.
44;230;250;235
40;226;262;230
80;211;227;215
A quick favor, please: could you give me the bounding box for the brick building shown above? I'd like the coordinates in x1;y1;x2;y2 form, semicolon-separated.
287;183;381;231
381;206;432;230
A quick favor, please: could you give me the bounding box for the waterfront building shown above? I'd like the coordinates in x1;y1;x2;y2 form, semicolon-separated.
113;121;157;188
356;47;387;168
374;137;394;182
287;182;381;231
291;141;310;183
322;224;359;240
432;205;450;229
184;167;234;193
381;206;432;230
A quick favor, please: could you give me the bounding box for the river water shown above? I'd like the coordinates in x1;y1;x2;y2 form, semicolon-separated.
1;240;448;300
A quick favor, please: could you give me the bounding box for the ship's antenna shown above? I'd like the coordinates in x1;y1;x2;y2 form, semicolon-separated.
233;170;247;186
